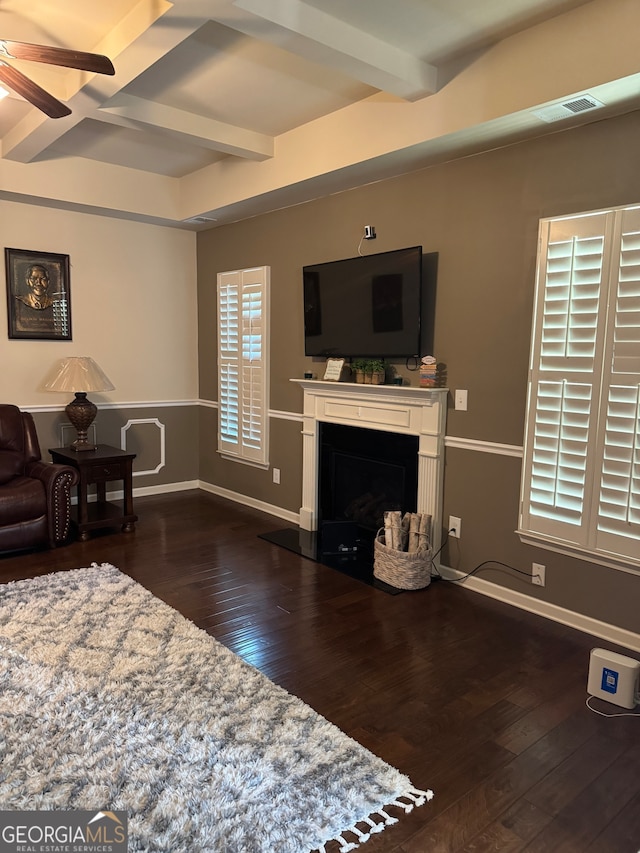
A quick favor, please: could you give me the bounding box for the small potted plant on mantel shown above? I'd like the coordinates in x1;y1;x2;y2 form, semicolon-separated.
366;359;386;384
353;359;386;384
353;359;368;383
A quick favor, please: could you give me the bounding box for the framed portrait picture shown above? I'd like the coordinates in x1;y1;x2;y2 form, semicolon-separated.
5;247;72;341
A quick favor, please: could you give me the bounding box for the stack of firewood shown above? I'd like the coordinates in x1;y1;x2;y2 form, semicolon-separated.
383;510;431;553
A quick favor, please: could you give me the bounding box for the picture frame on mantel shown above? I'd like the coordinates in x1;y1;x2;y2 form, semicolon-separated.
5;247;72;341
323;357;346;381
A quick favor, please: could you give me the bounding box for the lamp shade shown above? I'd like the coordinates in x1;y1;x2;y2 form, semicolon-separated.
44;357;114;451
44;357;115;393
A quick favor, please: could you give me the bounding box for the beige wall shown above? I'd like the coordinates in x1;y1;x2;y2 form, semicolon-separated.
1;201;200;487
1;201;198;407
197;110;640;635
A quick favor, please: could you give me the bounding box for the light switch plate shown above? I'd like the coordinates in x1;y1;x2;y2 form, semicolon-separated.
455;390;468;411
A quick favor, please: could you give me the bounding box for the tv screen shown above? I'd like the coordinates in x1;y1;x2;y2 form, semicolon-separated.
303;246;423;358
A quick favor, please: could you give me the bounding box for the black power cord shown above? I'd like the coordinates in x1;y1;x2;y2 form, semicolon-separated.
405;356;420;371
430;528;537;584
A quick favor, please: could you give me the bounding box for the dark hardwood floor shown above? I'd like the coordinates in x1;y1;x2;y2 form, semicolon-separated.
2;490;639;852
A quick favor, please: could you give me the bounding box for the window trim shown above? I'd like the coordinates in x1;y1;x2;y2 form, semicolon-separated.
519;203;640;575
516;529;640;577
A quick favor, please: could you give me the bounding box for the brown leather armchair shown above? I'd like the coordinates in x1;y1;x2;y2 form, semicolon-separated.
0;404;79;553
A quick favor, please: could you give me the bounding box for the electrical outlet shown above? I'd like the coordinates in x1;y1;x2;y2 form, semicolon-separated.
273;468;280;484
448;515;461;539
532;563;546;586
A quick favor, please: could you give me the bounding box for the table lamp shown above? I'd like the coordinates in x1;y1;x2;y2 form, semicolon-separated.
44;356;115;451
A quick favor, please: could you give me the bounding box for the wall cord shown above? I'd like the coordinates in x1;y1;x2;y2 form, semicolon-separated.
585;696;640;718
430;529;536;584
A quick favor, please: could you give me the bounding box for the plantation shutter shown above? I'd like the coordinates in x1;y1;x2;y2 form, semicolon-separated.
217;267;270;466
595;207;640;560
521;212;610;544
520;205;640;571
218;273;240;454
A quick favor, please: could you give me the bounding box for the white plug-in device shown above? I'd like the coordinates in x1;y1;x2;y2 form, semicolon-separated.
587;648;640;709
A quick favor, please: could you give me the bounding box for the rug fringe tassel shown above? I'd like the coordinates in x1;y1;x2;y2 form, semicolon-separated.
314;787;434;853
363;816;384;834
396;786;434;812
377;807;399;826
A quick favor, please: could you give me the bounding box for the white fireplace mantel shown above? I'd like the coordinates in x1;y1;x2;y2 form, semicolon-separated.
291;379;448;556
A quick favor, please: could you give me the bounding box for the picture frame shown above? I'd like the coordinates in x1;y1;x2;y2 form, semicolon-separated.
323;357;345;381
5;247;72;341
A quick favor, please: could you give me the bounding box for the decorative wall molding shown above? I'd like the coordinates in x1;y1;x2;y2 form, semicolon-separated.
31;394;635;650
121;418;166;476
31;398;524;461
444;436;523;457
270;408;304;422
28;400;199;414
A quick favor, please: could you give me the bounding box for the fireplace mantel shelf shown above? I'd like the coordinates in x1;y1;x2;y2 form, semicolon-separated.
291;378;448;403
292;378;448;562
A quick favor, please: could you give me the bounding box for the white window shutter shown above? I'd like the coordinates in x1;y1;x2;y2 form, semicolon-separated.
521;214;610;545
217;267;270;466
595;209;640;558
218;274;240;455
528;379;593;528
520;205;640;572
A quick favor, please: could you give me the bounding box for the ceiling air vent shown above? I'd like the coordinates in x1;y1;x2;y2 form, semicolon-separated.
533;95;605;124
183;216;218;225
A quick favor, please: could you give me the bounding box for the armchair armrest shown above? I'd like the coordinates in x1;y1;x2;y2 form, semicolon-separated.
26;461;79;546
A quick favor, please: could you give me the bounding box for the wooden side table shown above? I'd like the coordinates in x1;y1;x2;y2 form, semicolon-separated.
49;445;138;541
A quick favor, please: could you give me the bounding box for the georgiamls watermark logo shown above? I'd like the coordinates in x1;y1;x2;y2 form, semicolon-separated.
0;810;127;853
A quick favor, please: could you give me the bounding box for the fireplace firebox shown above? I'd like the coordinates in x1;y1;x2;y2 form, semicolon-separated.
319;422;418;533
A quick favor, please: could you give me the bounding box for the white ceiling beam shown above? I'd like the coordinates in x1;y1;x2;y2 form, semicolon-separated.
97;94;274;160
232;0;437;100
1;0;208;163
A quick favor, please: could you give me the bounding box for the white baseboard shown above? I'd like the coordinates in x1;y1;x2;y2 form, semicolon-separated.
439;565;640;654
133;481;200;497
92;479;297;525
198;481;300;525
88;481;199;504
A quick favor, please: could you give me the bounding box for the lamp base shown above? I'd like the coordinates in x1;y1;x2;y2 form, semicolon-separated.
70;438;97;452
65;392;98;452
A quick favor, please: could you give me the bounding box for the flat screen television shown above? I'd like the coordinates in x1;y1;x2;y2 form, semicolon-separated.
303;245;423;358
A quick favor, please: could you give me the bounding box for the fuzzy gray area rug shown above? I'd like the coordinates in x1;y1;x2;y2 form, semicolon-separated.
0;564;432;852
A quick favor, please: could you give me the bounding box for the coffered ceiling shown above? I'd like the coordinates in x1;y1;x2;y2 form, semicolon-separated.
1;0;639;229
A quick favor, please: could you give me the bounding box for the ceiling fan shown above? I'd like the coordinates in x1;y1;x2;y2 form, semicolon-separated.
0;39;114;118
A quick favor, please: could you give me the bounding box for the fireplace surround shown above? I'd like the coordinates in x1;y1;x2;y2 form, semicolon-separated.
292;379;448;561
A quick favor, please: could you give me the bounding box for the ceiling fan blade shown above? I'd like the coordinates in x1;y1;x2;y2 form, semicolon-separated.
0;40;115;75
0;60;71;117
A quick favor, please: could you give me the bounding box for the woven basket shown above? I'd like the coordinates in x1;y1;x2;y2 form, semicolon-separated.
373;529;432;590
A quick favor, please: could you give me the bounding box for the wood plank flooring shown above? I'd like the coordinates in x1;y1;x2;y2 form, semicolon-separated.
1;490;638;852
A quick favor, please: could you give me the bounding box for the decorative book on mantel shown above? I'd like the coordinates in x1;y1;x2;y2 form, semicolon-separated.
420;356;447;388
